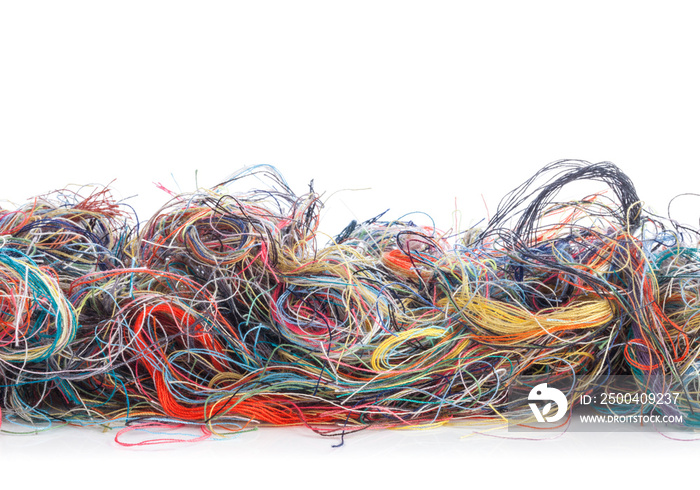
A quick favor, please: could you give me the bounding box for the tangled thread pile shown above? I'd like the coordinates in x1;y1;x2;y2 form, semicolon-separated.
1;160;699;443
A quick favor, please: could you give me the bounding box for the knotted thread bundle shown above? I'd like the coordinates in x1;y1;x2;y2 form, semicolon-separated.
0;160;698;443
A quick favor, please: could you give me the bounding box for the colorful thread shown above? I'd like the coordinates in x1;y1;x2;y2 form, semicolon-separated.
0;161;698;442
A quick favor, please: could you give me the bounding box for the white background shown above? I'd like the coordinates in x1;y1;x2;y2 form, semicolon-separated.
2;1;700;487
